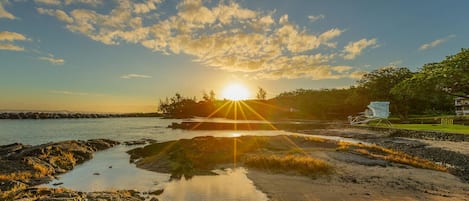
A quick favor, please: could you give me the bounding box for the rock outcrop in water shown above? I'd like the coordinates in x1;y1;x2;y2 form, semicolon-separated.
0;112;161;119
0;139;126;200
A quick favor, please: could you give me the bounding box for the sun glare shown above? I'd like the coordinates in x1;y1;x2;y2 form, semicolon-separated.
222;83;249;101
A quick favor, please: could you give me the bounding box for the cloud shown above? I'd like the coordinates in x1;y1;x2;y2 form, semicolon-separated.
133;0;162;14
0;1;15;19
35;0;373;80
0;31;28;51
34;0;61;6
38;54;65;64
349;71;367;79
419;34;455;51
389;60;402;66
64;0;104;6
308;14;324;22
37;8;74;23
49;90;89;96
49;89;105;96
343;38;378;60
0;31;28;41
120;74;152;79
0;43;23;51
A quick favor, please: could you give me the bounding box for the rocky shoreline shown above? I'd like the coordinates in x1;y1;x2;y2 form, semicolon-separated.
0;139;151;201
0;112;161;119
302;127;469;183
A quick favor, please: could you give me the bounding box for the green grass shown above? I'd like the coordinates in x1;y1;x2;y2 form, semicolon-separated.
373;123;469;134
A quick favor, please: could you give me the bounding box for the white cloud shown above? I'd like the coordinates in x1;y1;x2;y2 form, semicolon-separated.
133;0;161;14
343;38;378;60
38;54;65;64
0;1;15;19
64;0;104;6
34;0;61;6
34;0;375;80
349;71;367;79
49;90;89;96
419;34;455;51
308;14;324;22
37;8;74;23
389;60;402;66
49;89;105;96
0;43;24;51
0;31;28;41
0;31;28;51
120;74;152;79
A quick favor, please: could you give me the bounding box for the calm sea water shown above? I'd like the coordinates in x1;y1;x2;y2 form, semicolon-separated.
0;117;292;145
0;117;297;201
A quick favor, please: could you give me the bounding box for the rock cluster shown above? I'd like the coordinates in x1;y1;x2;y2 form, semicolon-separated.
0;139;120;200
362;126;469;142
375;138;469;183
0;112;161;119
11;188;146;201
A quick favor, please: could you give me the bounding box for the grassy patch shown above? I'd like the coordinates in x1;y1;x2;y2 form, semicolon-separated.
371;123;469;134
244;154;334;177
337;142;448;172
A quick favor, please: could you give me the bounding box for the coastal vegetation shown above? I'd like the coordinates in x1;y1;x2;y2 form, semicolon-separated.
371;123;469;135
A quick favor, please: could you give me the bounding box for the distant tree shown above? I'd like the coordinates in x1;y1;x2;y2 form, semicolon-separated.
391;72;453;115
158;93;197;117
357;66;413;100
273;88;367;119
357;66;414;120
202;91;210;102
416;48;469;97
209;90;216;101
256;87;267;100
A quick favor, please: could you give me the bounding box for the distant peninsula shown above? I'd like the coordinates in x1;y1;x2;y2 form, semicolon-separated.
0;112;161;119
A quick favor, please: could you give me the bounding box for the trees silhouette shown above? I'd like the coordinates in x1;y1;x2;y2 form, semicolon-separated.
256;87;267;100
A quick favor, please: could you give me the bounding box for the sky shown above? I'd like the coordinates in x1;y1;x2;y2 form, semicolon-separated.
1;0;468;113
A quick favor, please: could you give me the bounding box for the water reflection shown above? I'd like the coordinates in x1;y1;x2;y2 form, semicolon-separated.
159;168;268;201
43;145;268;201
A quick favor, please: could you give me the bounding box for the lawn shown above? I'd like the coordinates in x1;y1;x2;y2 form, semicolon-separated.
373;123;469;134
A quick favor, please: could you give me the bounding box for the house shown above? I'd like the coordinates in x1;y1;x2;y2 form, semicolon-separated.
455;97;469;116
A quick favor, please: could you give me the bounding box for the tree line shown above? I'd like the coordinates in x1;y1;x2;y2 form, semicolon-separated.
158;49;468;120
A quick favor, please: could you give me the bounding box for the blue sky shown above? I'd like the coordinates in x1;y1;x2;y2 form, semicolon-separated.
1;0;468;112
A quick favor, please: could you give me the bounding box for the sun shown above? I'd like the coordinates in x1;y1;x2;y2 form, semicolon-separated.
222;83;249;101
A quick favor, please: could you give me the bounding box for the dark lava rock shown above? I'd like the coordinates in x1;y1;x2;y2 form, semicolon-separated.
0;143;29;158
149;189;164;196
0;139;119;200
86;139;120;151
124;138;157;146
372;137;469;183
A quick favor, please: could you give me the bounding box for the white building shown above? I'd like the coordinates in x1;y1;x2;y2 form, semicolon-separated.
455;97;469;116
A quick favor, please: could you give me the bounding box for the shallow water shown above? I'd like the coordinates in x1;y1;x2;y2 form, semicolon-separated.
43;145;169;192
